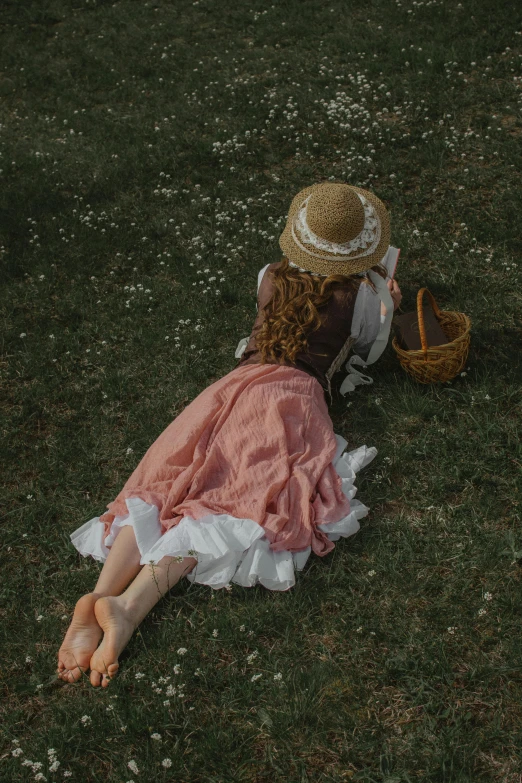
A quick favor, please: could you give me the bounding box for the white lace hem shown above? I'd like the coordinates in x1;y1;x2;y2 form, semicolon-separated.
70;434;377;591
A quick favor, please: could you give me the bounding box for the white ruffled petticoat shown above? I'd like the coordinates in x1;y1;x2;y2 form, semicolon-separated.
70;433;377;592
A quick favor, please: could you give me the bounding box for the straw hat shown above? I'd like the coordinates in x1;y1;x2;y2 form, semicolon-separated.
279;181;391;277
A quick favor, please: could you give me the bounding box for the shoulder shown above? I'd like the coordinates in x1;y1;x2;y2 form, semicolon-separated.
266;260;282;276
257;261;280;291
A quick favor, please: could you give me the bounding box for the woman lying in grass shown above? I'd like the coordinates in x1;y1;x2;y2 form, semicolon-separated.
58;181;402;686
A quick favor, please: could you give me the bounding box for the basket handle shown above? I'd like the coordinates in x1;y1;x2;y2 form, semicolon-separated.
416;287;442;357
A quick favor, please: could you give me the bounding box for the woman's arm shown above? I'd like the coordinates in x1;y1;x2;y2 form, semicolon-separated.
380;278;402;317
350;277;401;363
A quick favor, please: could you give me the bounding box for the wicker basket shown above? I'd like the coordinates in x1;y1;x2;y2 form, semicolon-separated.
391;288;471;383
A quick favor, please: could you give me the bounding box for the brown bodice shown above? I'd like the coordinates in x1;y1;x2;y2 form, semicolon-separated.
237;262;362;405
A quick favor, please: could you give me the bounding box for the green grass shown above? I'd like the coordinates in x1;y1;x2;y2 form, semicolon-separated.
1;0;522;780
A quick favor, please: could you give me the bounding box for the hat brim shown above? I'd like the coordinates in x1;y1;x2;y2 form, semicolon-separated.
279;183;390;276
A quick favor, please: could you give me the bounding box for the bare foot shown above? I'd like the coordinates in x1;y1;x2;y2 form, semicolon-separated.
57;593;103;683
89;596;136;687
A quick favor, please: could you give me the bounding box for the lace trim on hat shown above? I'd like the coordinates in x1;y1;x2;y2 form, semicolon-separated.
291;191;382;264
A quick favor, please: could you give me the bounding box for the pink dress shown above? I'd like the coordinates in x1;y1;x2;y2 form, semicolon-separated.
70;362;376;591
69;255;395;590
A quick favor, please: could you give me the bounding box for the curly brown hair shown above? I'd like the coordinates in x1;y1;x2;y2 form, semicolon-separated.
255;255;388;365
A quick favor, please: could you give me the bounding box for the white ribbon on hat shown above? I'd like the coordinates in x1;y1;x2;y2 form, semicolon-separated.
290;191;382;263
339;269;394;395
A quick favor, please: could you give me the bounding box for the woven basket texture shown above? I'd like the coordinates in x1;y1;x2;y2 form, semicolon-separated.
392;288;471;383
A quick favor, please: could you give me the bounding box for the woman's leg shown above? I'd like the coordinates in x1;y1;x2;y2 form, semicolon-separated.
58;526;144;683
89;554;198;687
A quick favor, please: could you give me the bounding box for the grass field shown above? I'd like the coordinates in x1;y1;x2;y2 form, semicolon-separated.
1;0;522;780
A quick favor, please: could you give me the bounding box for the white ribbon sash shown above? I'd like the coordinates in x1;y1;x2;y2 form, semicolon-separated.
339;269;393;396
235;336;249;359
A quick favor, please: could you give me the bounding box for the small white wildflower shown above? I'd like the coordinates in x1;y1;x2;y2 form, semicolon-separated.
135;671;145;679
25;655;32;663
151;733;162;741
194;668;202;676
367;570;376;577
11;747;23;757
163;699;170;706
176;647;188;655
47;749;56;757
447;626;457;634
251;673;263;682
127;760;139;774
36;615;43;622
49;760;60;772
126;447;133;455
212;629;218;637
478;608;487;617
484;592;493;601
20;332;27;338
246;650;259;664
34;774;47;782
173;664;182;675
80;714;92;725
239;625;246;632
356;626;363;633
162;758;173;768
63;773;72;779
273;672;283;681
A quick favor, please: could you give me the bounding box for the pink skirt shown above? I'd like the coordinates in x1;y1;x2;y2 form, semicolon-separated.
70;363;377;590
